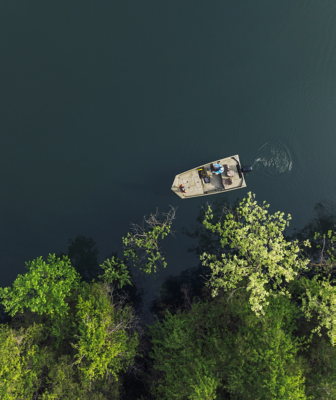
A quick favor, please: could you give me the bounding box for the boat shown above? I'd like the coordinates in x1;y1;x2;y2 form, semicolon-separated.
171;154;252;199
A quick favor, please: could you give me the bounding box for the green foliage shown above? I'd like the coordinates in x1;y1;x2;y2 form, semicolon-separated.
0;323;47;399
0;251;139;398
0;281;138;399
0;254;81;317
313;230;336;271
301;337;336;400
41;354;120;400
98;256;132;289
200;193;335;345
149;301;223;400
299;275;336;345
201;193;310;315
122;207;176;274
41;355;86;400
0;198;334;399
71;283;138;383
201;192;310;316
224;295;307;400
316;229;336;254
149;292;307;400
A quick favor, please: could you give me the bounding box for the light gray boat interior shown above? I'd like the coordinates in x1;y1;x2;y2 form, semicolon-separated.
171;154;247;199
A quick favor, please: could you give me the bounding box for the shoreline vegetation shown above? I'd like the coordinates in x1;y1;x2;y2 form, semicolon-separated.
0;192;335;399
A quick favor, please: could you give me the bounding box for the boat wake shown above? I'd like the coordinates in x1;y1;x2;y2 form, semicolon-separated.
251;140;292;177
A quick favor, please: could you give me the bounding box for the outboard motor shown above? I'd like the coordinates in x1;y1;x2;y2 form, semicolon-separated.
231;157;252;178
241;166;253;173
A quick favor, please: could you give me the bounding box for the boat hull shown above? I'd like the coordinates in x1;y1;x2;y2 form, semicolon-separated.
171;155;247;199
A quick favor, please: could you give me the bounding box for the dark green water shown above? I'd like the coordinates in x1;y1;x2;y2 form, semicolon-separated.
1;1;335;318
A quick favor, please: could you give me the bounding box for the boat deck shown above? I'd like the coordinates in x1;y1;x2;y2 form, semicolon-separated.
171;155;246;199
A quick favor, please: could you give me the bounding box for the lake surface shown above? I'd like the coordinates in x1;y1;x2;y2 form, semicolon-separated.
1;1;335;320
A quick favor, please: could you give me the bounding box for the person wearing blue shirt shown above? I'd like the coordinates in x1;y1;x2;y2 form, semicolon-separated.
212;163;224;174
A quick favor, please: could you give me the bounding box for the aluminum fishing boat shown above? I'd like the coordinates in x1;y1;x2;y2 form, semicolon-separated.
171;154;252;199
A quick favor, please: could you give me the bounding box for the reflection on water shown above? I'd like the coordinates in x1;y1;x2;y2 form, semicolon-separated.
252;140;292;177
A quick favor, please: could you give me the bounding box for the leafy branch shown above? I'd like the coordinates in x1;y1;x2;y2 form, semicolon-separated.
98;256;132;289
122;206;177;274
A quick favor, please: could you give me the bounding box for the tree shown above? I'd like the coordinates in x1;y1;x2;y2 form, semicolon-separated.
300;336;336;400
0;253;140;399
0;254;80;317
223;294;307;400
298;230;336;345
98;256;132;289
41;354;92;400
0;195;334;399
200;192;335;344
70;283;139;385
149;301;223;400
149;291;307;400
40;283;139;399
99;252;144;317
298;273;335;346
0;323;48;400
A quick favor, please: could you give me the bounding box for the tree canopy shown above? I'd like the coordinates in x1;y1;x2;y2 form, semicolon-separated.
0;193;334;399
149;292;308;400
0;253;139;399
201;192;335;344
0;254;80;317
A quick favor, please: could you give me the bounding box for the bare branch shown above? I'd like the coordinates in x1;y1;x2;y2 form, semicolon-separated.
320;236;326;265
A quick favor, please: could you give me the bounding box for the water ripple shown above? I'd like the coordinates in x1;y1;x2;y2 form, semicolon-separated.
252;140;292;177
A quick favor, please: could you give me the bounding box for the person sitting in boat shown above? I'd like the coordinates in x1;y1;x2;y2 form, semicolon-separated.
212;163;224;174
179;184;186;193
